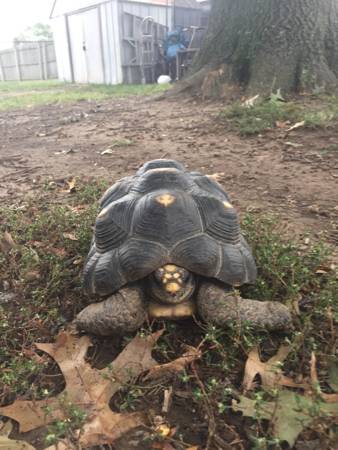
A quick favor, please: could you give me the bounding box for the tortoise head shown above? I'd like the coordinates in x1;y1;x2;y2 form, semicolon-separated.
147;264;196;305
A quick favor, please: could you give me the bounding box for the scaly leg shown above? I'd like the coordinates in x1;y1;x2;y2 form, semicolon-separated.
197;281;293;331
75;286;147;336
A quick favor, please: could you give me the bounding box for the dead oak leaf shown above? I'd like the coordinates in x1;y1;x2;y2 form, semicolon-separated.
232;390;338;447
310;352;338;403
0;420;36;449
243;346;305;392
285;120;305;133
144;345;201;381
0;330;163;447
62;232;78;241
50;247;67;258
66;178;76;193
0;231;16;254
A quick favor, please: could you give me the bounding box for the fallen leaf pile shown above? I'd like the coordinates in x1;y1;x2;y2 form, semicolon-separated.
232;345;338;447
0;330;200;449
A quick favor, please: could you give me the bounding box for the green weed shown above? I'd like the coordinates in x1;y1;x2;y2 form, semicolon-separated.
221;100;301;135
45;397;87;446
221;95;338;135
0;180;104;398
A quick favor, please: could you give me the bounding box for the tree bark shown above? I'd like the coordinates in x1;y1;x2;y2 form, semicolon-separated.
191;0;338;96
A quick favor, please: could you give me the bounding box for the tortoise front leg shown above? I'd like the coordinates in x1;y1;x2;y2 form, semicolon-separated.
197;281;293;332
75;286;147;336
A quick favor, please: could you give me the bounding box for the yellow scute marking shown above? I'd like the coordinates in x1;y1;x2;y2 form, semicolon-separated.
223;201;233;209
164;264;179;272
98;206;109;218
155;193;176;207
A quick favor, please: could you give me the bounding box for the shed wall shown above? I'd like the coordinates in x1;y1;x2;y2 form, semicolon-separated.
122;3;171;27
52;15;74;81
52;0;123;84
51;0;208;85
101;0;123;84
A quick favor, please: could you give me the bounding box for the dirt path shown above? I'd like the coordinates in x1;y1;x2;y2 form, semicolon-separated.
0;96;337;247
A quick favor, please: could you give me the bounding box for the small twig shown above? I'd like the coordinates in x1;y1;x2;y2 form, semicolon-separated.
162;386;173;414
191;361;216;450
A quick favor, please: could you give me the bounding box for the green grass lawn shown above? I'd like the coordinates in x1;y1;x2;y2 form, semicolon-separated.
0;80;168;110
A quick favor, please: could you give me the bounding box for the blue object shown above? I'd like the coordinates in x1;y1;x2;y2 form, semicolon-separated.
164;30;187;61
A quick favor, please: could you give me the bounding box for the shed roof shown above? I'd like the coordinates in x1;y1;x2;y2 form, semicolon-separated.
51;0;208;18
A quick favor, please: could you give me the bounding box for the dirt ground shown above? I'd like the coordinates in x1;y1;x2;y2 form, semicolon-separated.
1;96;337;249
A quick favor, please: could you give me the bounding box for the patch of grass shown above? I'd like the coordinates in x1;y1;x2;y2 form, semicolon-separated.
320;143;338;154
221;100;302;135
221;95;338;135
110;138;134;147
241;214;332;301
0;81;169;110
0;180;107;399
0;80;64;93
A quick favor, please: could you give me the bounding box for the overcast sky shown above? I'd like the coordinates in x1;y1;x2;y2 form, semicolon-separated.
0;0;54;49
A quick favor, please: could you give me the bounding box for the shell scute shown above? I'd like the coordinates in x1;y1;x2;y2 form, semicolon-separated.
131;191;201;247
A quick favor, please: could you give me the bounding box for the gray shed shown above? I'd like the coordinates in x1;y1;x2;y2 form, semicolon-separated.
50;0;209;84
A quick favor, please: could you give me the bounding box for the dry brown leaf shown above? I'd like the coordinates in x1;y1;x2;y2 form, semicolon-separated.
62;232;78;241
50;247;67;257
44;442;73;450
242;94;260;108
155;423;171;437
101;148;114;155
60;177;77;194
310;352;338;403
285;120;305;132
0;330;163;447
152;443;176;450
144;345;201;381
276;120;288;129
243;346;305;392
44;439;78;450
0;420;36;449
0;231;16;254
23;270;41;282
207;172;225;183
284;141;303;148
66;178;76;193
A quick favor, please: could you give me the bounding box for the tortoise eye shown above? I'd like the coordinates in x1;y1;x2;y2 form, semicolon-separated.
154;268;165;283
179;269;190;282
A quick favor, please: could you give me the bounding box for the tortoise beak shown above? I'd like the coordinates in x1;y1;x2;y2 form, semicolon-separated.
165;282;181;294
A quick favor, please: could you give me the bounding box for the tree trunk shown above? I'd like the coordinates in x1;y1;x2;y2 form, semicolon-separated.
192;0;338;96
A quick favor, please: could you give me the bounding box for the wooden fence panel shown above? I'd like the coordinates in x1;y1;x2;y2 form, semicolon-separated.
0;40;58;81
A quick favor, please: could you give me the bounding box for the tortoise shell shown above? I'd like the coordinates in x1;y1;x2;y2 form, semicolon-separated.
83;159;257;296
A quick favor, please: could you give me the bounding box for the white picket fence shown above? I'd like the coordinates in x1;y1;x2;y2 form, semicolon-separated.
0;40;58;81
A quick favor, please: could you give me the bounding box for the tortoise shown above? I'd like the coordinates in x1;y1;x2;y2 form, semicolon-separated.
75;159;292;335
